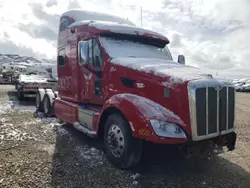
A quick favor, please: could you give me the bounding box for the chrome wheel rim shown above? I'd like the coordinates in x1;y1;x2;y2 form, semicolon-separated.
107;124;125;157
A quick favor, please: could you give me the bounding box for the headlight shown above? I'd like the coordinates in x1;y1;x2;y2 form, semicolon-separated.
150;120;186;138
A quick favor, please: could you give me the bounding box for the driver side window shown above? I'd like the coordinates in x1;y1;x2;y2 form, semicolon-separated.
78;38;103;68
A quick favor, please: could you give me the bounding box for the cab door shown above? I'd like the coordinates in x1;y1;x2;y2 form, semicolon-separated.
78;38;103;105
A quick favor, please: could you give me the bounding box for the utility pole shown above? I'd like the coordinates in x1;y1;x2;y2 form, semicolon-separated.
141;6;142;27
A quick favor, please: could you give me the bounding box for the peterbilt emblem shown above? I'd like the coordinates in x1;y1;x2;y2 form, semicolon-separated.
214;84;223;91
84;73;92;81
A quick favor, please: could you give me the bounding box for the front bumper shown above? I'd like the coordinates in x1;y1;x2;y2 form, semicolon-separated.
178;132;237;158
139;128;236;158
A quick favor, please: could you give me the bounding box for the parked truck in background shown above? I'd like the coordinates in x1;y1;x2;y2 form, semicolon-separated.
35;9;237;169
0;63;27;84
15;70;57;101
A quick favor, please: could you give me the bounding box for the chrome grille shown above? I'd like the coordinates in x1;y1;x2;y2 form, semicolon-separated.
188;79;235;141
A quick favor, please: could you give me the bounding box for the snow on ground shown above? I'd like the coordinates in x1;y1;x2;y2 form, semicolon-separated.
0;96;12;115
76;145;105;167
0;123;38;142
0;93;105;168
11;103;36;111
4;95;36;112
0;95;65;143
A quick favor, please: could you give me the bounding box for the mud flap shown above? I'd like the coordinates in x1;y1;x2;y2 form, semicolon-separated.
226;132;237;151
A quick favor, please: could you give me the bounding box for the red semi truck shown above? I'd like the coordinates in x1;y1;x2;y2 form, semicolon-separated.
36;10;237;169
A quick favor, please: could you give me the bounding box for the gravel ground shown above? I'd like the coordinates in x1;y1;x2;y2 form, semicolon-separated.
0;85;249;188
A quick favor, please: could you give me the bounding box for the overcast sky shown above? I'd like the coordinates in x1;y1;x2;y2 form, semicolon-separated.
0;0;249;78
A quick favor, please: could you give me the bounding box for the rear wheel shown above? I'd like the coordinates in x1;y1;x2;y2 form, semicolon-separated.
15;82;18;90
36;91;44;112
104;114;143;169
17;90;24;101
43;94;54;117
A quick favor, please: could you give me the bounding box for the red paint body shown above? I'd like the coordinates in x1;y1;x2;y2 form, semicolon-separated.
54;15;192;145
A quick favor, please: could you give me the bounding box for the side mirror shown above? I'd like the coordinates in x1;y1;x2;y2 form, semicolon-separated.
79;41;89;66
177;55;185;65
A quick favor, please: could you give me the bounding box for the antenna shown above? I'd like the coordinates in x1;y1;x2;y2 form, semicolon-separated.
141;6;142;27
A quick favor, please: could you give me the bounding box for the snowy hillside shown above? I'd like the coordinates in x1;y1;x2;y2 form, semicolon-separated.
0;53;55;68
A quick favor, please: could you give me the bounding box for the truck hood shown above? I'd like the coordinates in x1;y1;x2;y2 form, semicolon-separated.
110;57;213;86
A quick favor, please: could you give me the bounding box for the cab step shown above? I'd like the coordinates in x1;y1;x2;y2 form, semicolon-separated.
74;106;100;137
73;122;97;137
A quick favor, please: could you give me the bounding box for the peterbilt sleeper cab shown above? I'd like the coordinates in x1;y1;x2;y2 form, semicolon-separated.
36;10;237;169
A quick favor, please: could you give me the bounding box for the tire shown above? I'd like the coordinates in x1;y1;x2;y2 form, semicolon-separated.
15;82;18;90
17;90;25;101
42;94;54;117
36;91;44;112
104;114;143;169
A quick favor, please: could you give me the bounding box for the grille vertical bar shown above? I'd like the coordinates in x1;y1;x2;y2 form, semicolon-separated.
217;90;219;133
226;87;229;130
206;88;208;135
208;87;217;134
219;87;227;131
228;87;235;129
196;88;206;136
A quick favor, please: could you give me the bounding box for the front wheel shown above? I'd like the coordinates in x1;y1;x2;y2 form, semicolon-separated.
104;114;143;169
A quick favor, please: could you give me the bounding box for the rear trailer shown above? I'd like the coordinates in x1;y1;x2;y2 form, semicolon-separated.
16;74;57;100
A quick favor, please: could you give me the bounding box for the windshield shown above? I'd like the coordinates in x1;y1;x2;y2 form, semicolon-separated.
99;36;173;60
